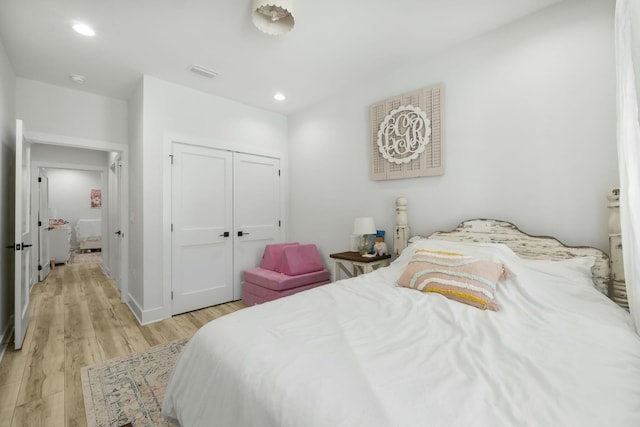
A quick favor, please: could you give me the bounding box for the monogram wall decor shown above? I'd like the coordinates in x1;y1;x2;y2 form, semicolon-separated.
369;84;443;180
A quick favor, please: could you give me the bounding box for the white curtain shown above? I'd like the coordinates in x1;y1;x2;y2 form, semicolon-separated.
615;0;640;332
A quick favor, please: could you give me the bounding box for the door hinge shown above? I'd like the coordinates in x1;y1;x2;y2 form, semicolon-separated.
38;221;42;227
38;177;42;182
171;224;173;232
278;169;281;176
169;154;174;164
171;291;174;300
38;265;42;271
278;220;281;227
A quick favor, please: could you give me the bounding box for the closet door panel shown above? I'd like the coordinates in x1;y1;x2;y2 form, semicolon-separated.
171;143;233;315
233;153;281;300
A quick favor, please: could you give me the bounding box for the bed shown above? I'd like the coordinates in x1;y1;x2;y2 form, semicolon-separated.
75;218;102;251
162;219;640;427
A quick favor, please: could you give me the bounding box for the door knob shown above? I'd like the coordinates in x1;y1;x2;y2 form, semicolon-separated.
237;231;250;237
219;231;230;237
115;230;122;236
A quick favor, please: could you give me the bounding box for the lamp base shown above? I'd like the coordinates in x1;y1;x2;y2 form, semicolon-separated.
360;234;374;255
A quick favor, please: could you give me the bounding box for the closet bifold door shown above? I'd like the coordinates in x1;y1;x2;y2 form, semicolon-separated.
232;153;281;300
171;143;233;315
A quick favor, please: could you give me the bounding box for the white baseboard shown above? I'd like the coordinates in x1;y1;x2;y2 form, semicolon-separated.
125;294;167;326
126;294;144;324
139;306;167;325
0;316;15;364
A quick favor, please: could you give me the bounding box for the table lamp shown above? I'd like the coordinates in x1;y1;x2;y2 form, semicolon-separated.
353;217;376;255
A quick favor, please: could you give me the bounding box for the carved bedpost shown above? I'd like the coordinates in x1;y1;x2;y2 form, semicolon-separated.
607;187;629;310
607;188;621;235
394;197;410;256
608;187;628;310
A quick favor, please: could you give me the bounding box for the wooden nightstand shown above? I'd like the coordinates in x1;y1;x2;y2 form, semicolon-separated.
329;251;391;281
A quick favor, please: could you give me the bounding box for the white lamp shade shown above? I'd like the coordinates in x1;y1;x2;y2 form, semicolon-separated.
251;0;295;35
353;217;376;235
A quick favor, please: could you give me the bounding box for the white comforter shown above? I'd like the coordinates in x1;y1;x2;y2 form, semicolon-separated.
162;240;640;427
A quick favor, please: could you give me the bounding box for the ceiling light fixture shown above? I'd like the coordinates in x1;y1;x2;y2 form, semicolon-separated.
69;74;85;84
251;0;295;35
274;93;286;101
72;22;95;37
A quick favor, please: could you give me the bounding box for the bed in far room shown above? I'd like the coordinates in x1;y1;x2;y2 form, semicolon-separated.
162;219;640;427
75;218;102;251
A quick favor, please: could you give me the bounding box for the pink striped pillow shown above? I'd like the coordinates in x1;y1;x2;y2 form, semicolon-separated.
397;249;506;311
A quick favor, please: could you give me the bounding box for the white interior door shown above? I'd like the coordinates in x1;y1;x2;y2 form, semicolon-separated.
233;153;281;300
38;173;50;281
14;119;32;350
171;143;233;315
111;156;122;289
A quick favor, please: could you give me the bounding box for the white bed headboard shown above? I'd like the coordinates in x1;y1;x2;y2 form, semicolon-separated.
423;219;611;297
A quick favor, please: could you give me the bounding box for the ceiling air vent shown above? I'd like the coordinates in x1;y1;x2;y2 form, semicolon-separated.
188;64;219;79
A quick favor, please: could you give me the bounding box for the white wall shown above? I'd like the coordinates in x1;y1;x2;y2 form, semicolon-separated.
16;78;127;144
129;76;288;322
127;79;144;307
0;36;15;349
42;168;102;248
31;143;110;168
289;0;617;266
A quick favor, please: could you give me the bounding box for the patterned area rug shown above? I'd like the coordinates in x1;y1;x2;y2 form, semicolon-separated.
69;250;102;265
81;339;188;427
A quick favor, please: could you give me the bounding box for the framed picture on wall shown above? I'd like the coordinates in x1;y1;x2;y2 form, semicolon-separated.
91;189;102;208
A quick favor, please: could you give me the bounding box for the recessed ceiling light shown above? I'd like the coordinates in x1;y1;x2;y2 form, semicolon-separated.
274;93;286;101
72;22;95;37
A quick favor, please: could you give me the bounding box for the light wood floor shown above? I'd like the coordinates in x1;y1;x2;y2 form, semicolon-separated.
0;263;245;427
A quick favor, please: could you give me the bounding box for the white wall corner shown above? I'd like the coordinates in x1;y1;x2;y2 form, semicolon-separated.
126;291;170;326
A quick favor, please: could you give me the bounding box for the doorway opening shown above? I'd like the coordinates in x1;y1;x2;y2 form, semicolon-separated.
25;131;129;301
37;167;104;273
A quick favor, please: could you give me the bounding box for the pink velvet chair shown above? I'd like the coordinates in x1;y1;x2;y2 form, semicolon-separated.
242;243;331;306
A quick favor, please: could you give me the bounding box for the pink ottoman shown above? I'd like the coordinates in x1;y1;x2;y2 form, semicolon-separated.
260;242;299;271
242;280;329;306
276;244;325;276
244;267;330;291
242;243;330;306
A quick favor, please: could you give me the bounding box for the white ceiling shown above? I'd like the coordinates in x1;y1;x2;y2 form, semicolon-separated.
0;0;564;115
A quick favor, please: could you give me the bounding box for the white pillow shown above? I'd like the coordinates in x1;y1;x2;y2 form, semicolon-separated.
516;256;597;290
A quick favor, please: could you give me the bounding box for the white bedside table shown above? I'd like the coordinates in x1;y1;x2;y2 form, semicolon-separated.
329;251;391;281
